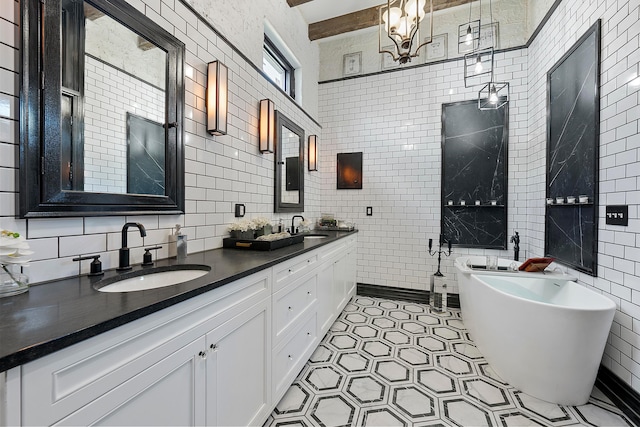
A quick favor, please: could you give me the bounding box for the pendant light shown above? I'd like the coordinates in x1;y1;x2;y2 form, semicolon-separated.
379;0;434;64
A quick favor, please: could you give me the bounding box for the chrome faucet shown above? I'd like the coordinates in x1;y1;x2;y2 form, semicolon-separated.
291;215;305;235
117;222;147;271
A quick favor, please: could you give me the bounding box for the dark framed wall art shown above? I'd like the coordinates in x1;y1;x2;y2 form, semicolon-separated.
337;152;363;189
545;20;600;276
441;99;508;249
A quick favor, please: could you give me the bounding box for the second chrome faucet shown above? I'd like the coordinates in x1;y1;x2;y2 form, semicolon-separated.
118;222;147;271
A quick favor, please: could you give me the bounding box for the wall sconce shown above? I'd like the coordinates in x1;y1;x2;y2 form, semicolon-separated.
259;99;275;153
308;135;318;171
207;60;228;136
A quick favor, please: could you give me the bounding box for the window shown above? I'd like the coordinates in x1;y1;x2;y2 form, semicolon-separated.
263;36;295;99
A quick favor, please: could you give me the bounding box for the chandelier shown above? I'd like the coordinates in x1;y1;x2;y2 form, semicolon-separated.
379;0;433;64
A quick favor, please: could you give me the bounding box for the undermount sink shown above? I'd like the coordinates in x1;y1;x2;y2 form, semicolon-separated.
94;265;211;293
304;234;329;239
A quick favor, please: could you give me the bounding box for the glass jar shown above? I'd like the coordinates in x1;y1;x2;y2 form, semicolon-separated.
0;267;29;298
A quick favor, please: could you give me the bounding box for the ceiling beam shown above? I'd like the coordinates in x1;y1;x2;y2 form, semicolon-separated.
287;0;313;6
308;0;474;41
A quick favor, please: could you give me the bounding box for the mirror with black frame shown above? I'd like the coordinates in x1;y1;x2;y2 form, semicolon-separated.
20;0;185;217
274;111;304;213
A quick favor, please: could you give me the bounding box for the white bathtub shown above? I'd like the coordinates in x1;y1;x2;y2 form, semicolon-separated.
462;273;615;405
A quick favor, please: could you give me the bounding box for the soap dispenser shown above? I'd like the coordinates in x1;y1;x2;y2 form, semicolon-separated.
175;225;187;261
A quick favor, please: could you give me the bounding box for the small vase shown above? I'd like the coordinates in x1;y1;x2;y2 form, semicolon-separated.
0;269;29;298
255;225;272;237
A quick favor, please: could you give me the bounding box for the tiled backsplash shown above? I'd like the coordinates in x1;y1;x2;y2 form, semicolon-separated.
0;0;322;282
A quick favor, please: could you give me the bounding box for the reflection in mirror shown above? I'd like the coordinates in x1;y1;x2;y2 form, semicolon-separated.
274;112;304;213
73;2;167;194
20;0;185;217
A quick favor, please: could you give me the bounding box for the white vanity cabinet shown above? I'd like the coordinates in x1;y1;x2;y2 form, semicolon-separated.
6;234;357;427
20;270;271;427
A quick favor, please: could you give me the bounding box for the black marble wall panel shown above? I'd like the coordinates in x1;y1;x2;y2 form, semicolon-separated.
546;20;600;275
127;113;165;196
441;100;508;249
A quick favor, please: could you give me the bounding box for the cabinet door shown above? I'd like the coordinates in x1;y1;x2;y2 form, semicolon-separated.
333;257;348;313
56;337;206;426
317;260;335;337
345;245;357;297
205;298;271;427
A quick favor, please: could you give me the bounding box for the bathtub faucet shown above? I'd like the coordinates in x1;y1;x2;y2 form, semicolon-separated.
510;231;520;261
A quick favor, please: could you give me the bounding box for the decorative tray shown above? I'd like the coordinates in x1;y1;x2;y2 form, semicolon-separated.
315;225;356;232
222;234;304;251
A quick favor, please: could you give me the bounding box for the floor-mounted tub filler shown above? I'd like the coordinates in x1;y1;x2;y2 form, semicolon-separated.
454;257;616;405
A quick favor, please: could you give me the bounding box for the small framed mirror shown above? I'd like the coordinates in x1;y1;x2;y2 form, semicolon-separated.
20;0;185;217
274;111;304;213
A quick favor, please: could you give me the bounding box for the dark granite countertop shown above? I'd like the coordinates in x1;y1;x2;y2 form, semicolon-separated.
0;231;357;372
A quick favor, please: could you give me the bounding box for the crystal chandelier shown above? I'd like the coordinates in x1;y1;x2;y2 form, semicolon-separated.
379;0;433;64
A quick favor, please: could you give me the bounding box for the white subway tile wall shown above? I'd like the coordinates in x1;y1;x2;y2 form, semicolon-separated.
0;0;322;278
318;0;640;394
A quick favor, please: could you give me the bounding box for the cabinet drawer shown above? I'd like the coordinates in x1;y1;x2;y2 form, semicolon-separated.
318;239;347;262
273;272;317;346
273;252;318;292
273;313;317;401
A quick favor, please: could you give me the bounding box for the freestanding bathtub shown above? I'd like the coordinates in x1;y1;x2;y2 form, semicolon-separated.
462;273;615;405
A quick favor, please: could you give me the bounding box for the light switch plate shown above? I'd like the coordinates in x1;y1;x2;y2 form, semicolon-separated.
605;205;628;226
366;207;373;216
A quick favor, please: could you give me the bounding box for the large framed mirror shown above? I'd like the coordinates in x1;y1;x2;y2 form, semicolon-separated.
274;111;304;213
20;0;185;217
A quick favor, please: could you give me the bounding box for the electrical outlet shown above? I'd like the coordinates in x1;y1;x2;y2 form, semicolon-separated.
234;204;245;218
366;207;373;216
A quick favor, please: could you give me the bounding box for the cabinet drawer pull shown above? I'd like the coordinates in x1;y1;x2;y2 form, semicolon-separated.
288;355;292;360
307;291;311;296
210;344;218;351
288;306;293;311
307;332;311;336
199;351;207;360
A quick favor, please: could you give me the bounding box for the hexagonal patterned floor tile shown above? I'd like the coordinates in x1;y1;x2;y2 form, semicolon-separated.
310;395;356;427
354;297;376;306
453;342;484;360
389;310;411;320
305;366;344;392
497;411;545;426
343;303;359;312
445;318;466;330
309;344;334;364
375;360;411;383
513;391;575;423
416;336;447;352
345;375;387;404
416;314;441;326
436;354;474;376
379;301;399;309
344;312;368;324
267;296;629;427
330;320;349;332
383;330;411;345
462;378;512;408
442;398;494;427
573;402;633;426
417;368;457;395
397;347;430;366
362;340;393;358
372;317;397;329
392;386;436;419
400;321;427;334
329;333;359;350
432;327;461;340
403;303;427;314
274;383;311;415
360;407;408;427
477;363;508;385
363;306;385;316
336;352;370;373
353;325;379;339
